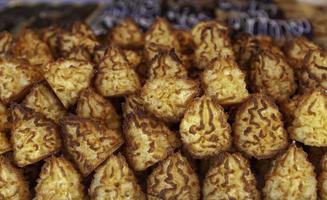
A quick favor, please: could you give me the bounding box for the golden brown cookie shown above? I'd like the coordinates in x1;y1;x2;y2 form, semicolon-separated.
180;96;232;158
44;59;94;108
89;153;146;200
71;21;96;40
23;83;66;123
288;89;327;146
263;143;317;200
0;101;9;131
0;31;13;56
0;58;36;104
123;49;142;69
284;37;319;70
145;18;181;61
61;116;123;176
11;104;61;167
123;112;175;171
233;94;289;159
191;20;234;69
249;49;297;102
202;58;249;105
95;47;141;97
34;156;86;200
0;155;30;200
141;77;200;123
203;152;260;200
109;18;144;49
147;152;200;200
299;49;327;92
148;49;188;80
76;87;121;130
12;29;53;66
0;131;11;155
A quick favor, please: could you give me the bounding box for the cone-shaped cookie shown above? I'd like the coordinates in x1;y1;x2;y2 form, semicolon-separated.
263;144;317;200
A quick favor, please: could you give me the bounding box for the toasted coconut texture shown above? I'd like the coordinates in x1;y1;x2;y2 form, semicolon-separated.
202;58;249;105
284;37;319;70
180;96;232;158
34;156;86;200
11;104;61;167
23;83;66;123
263;144;317;200
0;101;9;131
249;49;297;102
71;21;96;40
0;31;13;56
12;29;53;67
65;47;91;62
40;26;62;56
319;153;327;200
44;59;93;108
89;153;146;200
148;49;188;80
288;89;327;146
233;33;283;69
123;111;175;171
144;18;181;61
174;29;194;54
76;87;121;130
58;31;99;59
61;116;123;176
203;152;260;200
299;49;327;92
123;94;146;117
147;152;200;200
233;94;288;159
123;49;142;69
109;18;144;49
0;131;11;155
0;58;36;104
95;47;141;97
0;155;30;200
141;77;199;122
191;20;234;69
279;95;301;124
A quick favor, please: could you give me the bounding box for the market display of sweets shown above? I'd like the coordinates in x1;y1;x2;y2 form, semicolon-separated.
0;15;327;199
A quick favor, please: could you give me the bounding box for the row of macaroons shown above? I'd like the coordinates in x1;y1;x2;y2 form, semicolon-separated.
0;17;326;199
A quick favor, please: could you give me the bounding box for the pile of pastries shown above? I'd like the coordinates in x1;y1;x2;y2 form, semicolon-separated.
0;17;326;200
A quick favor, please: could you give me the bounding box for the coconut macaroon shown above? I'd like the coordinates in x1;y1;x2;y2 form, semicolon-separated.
76;88;121;130
203;152;260;200
71;21;96;40
249;49;297;102
95;47;141;97
263;144;317;200
61;116;123;176
0;31;13;56
233;94;289;159
0;101;9;131
10;104;61;167
299;49;327;92
191;20;234;69
123;94;146;117
0;58;36;104
284;37;319;70
11;29;53;67
279;95;301;124
34;156;86;200
40;26;62;56
202;58;249;106
319;153;327;200
144;17;181;61
44;59;93;108
0;155;30;200
89;153;146;200
0;132;11;155
147;152;200;200
180;96;232;158
141;77;199;123
123;111;175;171
23;83;66;123
148;49;188;80
288;89;327;146
109;18;144;49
